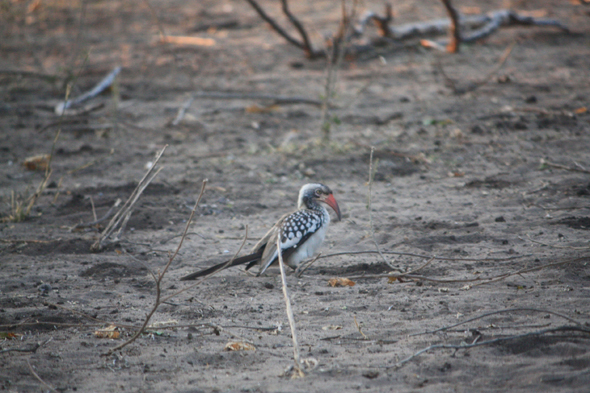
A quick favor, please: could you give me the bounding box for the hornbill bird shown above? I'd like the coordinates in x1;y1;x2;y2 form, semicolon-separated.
180;183;341;280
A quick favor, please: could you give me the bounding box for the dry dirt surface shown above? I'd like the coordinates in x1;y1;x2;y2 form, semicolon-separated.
1;0;590;392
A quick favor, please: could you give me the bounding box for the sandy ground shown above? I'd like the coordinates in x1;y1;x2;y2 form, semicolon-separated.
1;0;590;392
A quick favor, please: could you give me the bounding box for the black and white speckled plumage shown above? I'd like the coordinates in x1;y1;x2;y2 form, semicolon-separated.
180;183;340;280
280;209;325;244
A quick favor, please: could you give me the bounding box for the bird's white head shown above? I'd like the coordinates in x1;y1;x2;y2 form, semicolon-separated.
297;183;341;221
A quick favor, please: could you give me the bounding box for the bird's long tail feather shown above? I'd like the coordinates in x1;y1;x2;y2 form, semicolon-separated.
179;250;263;281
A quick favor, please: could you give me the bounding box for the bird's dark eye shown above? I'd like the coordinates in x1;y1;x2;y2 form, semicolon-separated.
315;190;320;197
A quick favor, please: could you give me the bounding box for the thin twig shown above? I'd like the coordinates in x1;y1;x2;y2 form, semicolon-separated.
523;234;590;251
0;69;59;83
89;195;97;221
0;321;109;329
280;0;316;58
55;67;121;115
395;325;590;368
158;231;211;244
437;42;515;94
103;180;207;355
411;307;582;337
244;0;322;58
339;256;587;286
91;146;167;251
68;148;115;174
529;203;589;212
0;238;57;244
171;96;195;126
541;159;590;175
0;338;52;354
0;315;274;333
295;252;322;278
70;198;121;231
18;86;67;221
397;257;435;277
367;147;396;270
315;250;531;262
160;225;248;304
27;360;57;392
245;0;308;52
319;0;357;142
354;315;368;339
320;42;336;142
191;91;322;107
277;235;304;378
143;0;166;41
470;256;588;288
42;301;103;323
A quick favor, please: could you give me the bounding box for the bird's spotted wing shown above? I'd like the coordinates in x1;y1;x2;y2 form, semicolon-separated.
258;209;325;274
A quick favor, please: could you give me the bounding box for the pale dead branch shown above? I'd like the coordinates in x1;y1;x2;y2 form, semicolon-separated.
91;146;167;251
55;66;121;115
171;96;194;126
69;198;121;232
277;236;304;378
27;360;57;392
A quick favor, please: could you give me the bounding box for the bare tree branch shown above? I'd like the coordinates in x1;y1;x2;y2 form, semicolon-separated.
355;4;393;38
244;0;321;58
280;0;316;58
244;1;568;59
277;236;304;378
441;0;461;52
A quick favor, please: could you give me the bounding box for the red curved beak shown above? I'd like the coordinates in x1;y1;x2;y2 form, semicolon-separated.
322;193;342;221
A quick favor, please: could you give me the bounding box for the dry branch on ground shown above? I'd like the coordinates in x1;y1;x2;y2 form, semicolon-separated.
244;0;569;58
91;146;167;251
